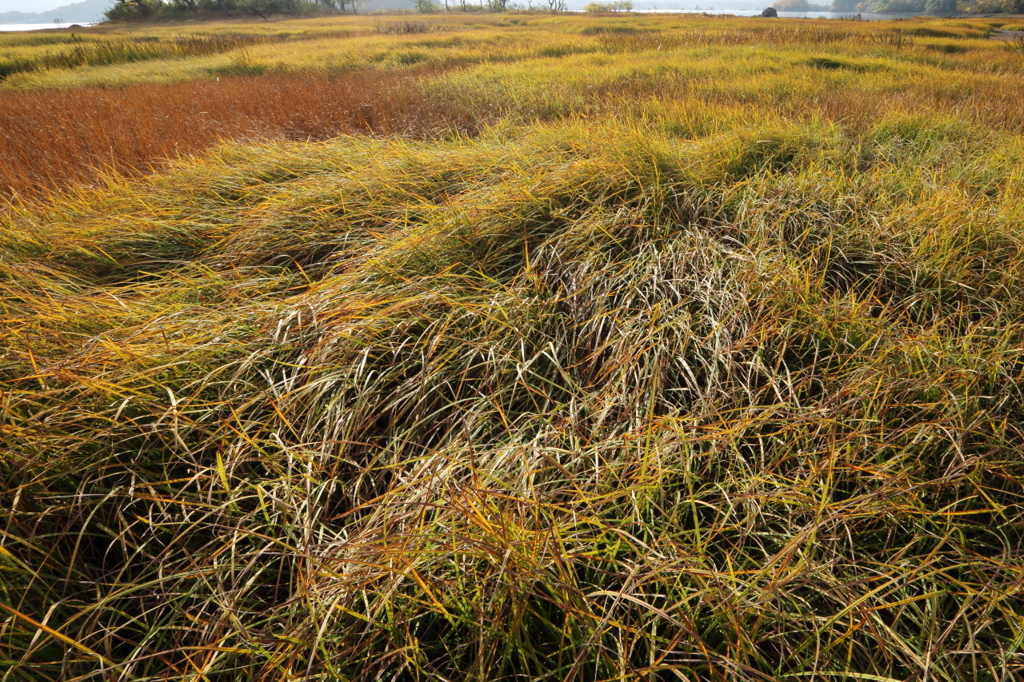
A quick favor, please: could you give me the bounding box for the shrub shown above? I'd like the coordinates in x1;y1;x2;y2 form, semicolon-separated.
584;0;633;10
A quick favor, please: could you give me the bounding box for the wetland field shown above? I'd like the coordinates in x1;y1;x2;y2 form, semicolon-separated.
2;11;1024;681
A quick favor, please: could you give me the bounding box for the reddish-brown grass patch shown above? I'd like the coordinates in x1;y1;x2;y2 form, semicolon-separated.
0;68;481;197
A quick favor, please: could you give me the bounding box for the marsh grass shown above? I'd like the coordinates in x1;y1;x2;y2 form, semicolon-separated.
5;15;1024;196
3;111;1024;680
1;13;1024;682
41;33;276;68
0;68;486;196
2;35;189;80
0;31;353;81
376;19;434;34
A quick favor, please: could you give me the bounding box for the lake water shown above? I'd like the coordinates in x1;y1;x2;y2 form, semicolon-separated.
0;22;96;31
634;8;912;17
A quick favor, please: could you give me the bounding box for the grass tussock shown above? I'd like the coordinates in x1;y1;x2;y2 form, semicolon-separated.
2;111;1024;680
2;13;1024;682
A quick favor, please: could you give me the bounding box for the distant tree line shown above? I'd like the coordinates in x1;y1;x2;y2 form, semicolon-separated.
105;0;359;21
583;0;632;10
774;0;1020;13
105;0;586;19
827;0;1022;13
105;0;1024;21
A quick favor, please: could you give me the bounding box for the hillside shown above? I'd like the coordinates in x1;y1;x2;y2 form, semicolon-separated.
0;0;111;24
1;13;1024;682
774;0;1022;14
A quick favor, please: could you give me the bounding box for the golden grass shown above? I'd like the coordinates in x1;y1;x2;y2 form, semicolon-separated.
0;14;1015;90
2;12;1024;682
4;14;1024;196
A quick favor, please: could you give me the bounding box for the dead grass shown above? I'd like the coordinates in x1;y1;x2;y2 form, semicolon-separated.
0;68;485;197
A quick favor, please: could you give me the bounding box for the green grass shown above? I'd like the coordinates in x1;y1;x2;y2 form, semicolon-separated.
1;12;1024;682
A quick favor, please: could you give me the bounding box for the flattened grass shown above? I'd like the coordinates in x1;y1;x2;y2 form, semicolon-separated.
2;12;1024;682
2;110;1024;679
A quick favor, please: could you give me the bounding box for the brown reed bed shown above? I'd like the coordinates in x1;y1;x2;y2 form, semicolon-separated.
0;67;481;197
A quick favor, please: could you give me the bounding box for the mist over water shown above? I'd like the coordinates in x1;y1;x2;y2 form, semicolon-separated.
555;1;916;17
0;22;95;30
581;5;907;15
562;0;922;17
651;9;908;17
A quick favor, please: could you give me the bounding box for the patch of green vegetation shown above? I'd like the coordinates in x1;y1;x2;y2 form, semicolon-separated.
926;40;971;52
806;55;866;70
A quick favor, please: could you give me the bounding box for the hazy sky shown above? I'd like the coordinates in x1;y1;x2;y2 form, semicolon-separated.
0;0;773;17
0;0;94;13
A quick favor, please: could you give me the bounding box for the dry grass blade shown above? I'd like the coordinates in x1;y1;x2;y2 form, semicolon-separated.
2;13;1024;682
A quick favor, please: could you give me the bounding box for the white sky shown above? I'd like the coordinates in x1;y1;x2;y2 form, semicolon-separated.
1;0;86;12
1;0;776;17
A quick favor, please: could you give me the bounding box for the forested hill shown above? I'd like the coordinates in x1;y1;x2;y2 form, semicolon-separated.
776;0;1020;14
0;0;111;24
97;0;1024;21
100;0;415;21
840;0;1021;14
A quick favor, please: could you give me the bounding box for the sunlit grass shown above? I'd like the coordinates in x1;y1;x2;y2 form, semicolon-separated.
2;12;1024;682
1;13;1018;90
4;14;1024;195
